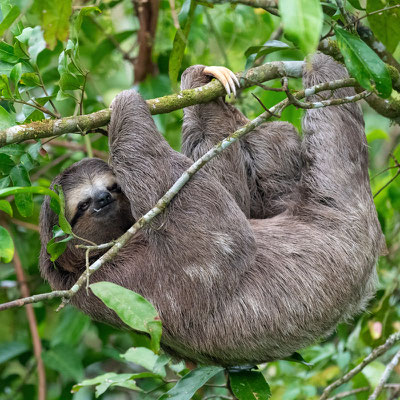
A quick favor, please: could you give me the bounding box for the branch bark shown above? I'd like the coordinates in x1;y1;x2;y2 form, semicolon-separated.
0;61;303;147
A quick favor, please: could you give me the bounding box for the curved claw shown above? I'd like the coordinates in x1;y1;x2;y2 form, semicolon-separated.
203;66;240;97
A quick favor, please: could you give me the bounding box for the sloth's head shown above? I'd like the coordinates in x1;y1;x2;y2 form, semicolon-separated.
50;158;134;245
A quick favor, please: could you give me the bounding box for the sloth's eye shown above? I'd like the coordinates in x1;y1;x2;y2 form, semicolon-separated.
108;183;121;193
78;200;91;211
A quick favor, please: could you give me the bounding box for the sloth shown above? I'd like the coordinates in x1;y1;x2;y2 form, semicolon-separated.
39;53;385;366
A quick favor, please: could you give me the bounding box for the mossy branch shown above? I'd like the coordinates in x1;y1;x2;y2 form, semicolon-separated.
0;61;303;147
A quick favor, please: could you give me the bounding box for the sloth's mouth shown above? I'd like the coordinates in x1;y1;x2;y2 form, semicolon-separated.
92;200;115;215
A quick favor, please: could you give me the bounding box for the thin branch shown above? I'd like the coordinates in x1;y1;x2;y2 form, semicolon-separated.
327;387;370;400
374;170;400;198
0;77;372;312
344;4;400;28
368;350;400;400
203;0;279;16
34;65;60;118
0;98;58;118
320;331;400;400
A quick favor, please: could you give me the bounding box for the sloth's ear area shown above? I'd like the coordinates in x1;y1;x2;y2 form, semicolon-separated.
203;66;240;96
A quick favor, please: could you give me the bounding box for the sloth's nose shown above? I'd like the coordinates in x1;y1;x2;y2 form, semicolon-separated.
94;191;113;208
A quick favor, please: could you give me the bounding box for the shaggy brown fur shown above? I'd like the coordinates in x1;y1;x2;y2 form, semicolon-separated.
39;54;384;366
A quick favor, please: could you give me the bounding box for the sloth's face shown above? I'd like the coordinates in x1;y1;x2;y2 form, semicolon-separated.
64;170;134;244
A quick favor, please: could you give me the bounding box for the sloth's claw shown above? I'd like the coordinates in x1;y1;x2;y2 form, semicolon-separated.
203;66;239;97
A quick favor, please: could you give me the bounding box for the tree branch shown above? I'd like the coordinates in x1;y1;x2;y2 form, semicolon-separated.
0;61;305;147
0;77;372;312
320;331;400;400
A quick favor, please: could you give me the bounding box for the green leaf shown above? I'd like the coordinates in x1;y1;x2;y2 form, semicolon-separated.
16;26;46;64
10;62;22;90
90;282;163;353
0;341;29;363
122;347;166;377
0;105;15;130
367;129;389;142
73;373;141;397
0;226;14;263
0;5;20;36
0;153;14;174
348;0;365;10
367;0;400;53
284;352;313;366
20;153;38;172
169;0;197;88
9;165;33;217
0;41;19;63
42;343;84;382
229;370;271;400
75;6;101;33
244;40;291;58
0;176;10;189
0;199;12;216
27;141;42;161
32;0;73;50
20;72;40;87
46;234;73;262
59;72;82;91
334;26;392;98
54;184;72;234
279;0;323;55
0;74;12;98
0;144;24;156
158;366;224;400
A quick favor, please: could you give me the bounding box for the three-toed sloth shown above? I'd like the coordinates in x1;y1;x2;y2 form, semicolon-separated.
39;53;385;367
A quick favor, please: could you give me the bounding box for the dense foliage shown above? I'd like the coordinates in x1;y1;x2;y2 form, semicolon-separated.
0;0;400;399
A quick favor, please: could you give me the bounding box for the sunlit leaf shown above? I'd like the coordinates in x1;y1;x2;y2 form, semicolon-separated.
122;347;166;377
75;6;101;33
0;5;20;36
0;41;19;63
0;226;14;263
279;0;323;55
90;282;162;353
16;26;46;64
335;26;392;98
0;199;12;216
158;366;224;400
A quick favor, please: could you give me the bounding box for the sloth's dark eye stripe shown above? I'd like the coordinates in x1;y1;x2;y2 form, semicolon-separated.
71;209;85;227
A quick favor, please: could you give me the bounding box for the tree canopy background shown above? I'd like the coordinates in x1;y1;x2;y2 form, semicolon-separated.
0;0;400;399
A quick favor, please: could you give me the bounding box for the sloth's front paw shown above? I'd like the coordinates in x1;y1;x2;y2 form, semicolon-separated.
203;66;240;96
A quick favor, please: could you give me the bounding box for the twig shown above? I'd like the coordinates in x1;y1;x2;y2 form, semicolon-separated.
320;331;400;400
168;0;180;29
203;0;279;16
0;76;373;312
345;5;400;28
374;170;400;198
10;218;39;232
251;93;279;117
368;349;400;400
34;65;60;118
327;387;370;400
6;223;46;400
0;98;58;119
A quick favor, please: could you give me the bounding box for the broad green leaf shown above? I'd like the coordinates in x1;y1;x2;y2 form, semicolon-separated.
9;165;33;217
169;0;197;88
42;343;84;381
0;74;12;98
335;26;392;98
0;153;14;174
54;184;72;234
20;72;40;87
0;199;12;216
72;373;141;397
0;144;24;156
46;234;73;262
0;176;10;189
367;0;400;53
10;62;21;90
367;129;389;142
0;105;14;130
16;26;46;64
20;153;38;172
28;141;42;161
0;41;18;63
279;0;323;55
158;366;224;400
229;370;271;400
0;5;20;36
32;0;73;50
0;226;14;263
244;40;291;58
122;347;166;377
90;282;162;353
59;72;82;91
75;6;101;33
0;341;29;363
